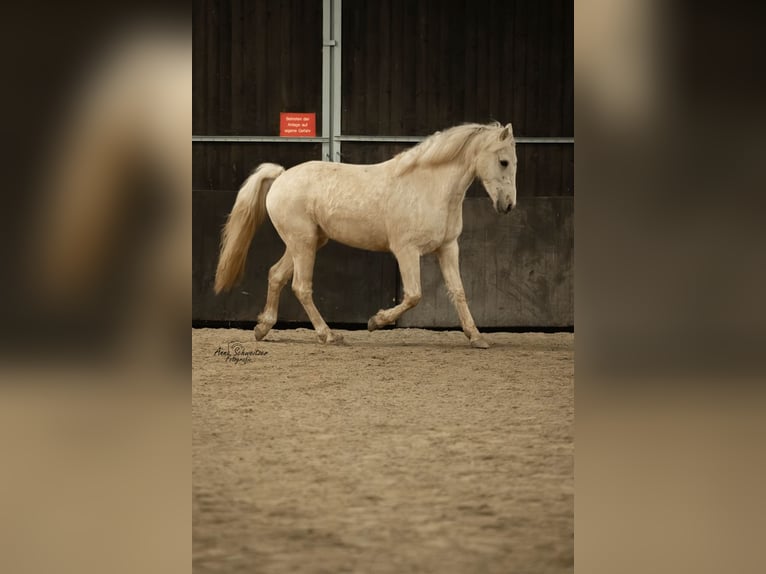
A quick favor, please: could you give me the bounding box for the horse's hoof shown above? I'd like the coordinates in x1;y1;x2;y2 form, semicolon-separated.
254;324;270;341
318;331;345;345
367;317;379;332
328;333;345;345
470;337;490;349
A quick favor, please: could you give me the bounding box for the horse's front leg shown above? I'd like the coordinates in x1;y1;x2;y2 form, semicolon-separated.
436;240;489;349
291;240;344;345
368;247;421;330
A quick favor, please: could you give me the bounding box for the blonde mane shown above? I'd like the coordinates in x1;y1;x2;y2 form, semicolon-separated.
393;122;504;176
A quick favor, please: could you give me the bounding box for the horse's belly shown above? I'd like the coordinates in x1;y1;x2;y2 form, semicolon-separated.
311;180;391;250
318;214;390;252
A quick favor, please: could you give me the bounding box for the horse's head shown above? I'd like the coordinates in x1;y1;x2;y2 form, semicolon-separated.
475;123;517;214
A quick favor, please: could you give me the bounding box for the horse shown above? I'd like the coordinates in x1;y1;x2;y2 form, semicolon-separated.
214;121;517;348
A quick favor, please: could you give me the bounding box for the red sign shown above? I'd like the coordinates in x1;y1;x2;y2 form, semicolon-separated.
280;112;316;137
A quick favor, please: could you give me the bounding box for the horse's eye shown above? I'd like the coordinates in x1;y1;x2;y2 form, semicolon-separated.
499;159;509;168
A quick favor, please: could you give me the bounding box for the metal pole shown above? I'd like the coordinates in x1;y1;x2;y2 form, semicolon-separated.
192;135;573;145
333;135;575;144
322;0;332;161
192;136;327;143
331;0;343;162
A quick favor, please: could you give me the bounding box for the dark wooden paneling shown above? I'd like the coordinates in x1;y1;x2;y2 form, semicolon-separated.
339;142;411;166
562;0;574;135
341;0;574;138
193;0;323;135
193;190;400;323
193;143;321;191
399;197;574;328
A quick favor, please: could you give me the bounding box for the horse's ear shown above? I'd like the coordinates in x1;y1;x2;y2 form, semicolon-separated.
499;124;513;140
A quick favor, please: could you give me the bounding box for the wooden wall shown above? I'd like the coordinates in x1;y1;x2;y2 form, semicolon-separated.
193;0;323;137
342;0;573;137
193;0;574;328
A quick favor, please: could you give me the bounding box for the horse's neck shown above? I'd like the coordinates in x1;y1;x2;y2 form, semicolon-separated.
433;162;476;207
390;157;475;208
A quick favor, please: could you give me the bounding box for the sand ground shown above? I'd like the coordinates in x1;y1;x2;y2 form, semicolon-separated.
193;327;573;573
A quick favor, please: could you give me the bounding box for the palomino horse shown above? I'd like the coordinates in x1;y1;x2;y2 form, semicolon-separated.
214;122;517;348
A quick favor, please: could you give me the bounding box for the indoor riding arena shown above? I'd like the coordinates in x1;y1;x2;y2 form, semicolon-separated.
193;1;573;572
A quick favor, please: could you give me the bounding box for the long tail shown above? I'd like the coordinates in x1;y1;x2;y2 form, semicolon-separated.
214;162;285;294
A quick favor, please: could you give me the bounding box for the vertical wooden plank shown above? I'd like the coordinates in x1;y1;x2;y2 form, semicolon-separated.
474;0;489;121
205;0;219;135
525;0;540;136
545;1;565;195
215;0;229;186
526;1;542;198
512;0;527;135
192;0;206;133
286;0;296;109
298;0;307;109
266;0;277;131
424;0;439;132
401;0;418;133
389;0;404;134
436;0;448;129
530;144;540;200
364;0;381;134
277;0;287;110
536;1;553;137
486;0;500;121
353;0;366;133
345;0;367;135
293;0;319;114
306;0;319;125
561;1;574;199
229;0;242;134
266;0;280;131
537;145;553;196
562;0;574;136
358;0;368;131
244;0;260;134
229;0;242;181
218;0;232;134
517;145;530;198
378;0;392;135
549;0;564;136
340;0;353;134
414;0;429;134
500;0;516;125
562;143;574;195
463;0;477;121
444;0;465;125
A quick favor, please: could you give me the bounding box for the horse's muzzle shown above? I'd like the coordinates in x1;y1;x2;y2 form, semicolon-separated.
496;200;516;214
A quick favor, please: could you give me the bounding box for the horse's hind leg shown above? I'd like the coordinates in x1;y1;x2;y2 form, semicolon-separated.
255;236;329;341
254;250;294;340
290;237;343;344
368;247;422;330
